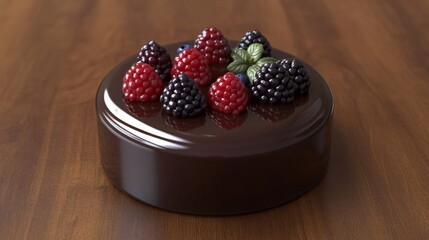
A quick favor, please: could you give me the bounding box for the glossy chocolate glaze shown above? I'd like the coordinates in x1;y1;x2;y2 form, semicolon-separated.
96;41;334;215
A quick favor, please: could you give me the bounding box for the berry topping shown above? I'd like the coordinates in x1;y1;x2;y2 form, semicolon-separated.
251;62;298;104
137;40;172;81
160;73;206;118
238;30;272;57
227;44;276;81
208;72;248;114
277;59;311;95
122;62;163;102
170;48;212;87
176;44;193;55
235;73;250;88
194;27;231;65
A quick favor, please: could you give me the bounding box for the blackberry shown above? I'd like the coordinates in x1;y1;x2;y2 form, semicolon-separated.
251;62;298;104
160;74;206;118
277;59;311;95
238;30;271;57
137;40;172;81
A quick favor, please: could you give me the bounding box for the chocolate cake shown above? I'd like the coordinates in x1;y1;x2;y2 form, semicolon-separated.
96;39;333;215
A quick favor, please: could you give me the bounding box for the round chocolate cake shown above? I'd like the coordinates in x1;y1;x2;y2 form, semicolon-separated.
96;41;333;215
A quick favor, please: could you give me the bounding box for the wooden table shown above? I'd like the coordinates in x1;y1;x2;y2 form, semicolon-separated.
1;0;428;239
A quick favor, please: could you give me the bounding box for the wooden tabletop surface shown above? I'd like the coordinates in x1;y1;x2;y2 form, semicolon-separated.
1;0;429;239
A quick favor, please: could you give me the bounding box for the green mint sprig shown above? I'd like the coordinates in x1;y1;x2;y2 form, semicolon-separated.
227;43;275;83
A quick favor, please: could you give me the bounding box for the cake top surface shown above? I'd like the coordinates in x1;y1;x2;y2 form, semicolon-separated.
96;42;333;157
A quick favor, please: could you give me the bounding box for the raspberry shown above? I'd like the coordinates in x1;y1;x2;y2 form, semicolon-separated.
194;27;231;65
208;72;248;114
160;74;206;118
238;30;271;57
122;62;163;102
277;59;311;95
137;41;172;81
171;49;212;87
249;102;294;122
208;109;247;129
251;62;298;104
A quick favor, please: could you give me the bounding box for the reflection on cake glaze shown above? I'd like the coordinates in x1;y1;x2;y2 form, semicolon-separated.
103;112;188;150
163;112;206;132
124;100;162;118
208;109;247;129
248;101;295;123
103;89;191;146
294;93;310;107
248;92;309;123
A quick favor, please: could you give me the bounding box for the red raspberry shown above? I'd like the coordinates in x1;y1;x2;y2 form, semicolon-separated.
122;62;163;102
194;27;231;65
208;72;248;114
170;49;212;87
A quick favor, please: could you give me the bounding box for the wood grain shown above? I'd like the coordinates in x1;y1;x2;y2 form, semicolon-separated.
1;0;428;239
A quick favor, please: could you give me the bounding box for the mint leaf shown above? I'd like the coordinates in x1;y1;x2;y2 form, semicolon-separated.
255;57;276;68
227;59;249;73
247;64;261;82
231;51;245;62
247;43;263;64
233;48;250;62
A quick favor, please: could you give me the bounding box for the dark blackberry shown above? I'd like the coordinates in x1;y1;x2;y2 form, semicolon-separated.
277;59;311;95
238;30;271;57
137;40;172;81
160;74;206;118
251;62;298;104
